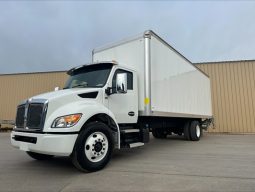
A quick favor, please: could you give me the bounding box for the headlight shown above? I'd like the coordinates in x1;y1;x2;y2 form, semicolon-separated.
51;113;82;128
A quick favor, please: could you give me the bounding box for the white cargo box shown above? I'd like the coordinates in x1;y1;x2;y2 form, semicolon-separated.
93;30;212;118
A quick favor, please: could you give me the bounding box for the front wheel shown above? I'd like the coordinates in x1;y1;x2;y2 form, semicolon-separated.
72;122;114;172
26;151;54;160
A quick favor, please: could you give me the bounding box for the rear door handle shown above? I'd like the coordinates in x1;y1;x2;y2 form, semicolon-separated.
128;111;135;116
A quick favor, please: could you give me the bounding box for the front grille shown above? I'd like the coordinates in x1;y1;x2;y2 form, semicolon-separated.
27;104;44;129
15;100;47;130
16;105;25;128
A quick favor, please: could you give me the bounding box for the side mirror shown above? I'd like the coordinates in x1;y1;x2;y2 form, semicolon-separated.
116;73;127;94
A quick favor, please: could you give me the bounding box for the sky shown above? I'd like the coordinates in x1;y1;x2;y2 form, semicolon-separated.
0;0;255;74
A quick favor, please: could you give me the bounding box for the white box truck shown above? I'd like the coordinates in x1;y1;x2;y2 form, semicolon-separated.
11;30;212;172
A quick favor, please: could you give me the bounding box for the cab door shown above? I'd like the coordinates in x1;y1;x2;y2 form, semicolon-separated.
107;69;138;123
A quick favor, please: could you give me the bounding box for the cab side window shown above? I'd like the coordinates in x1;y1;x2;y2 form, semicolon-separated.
112;69;133;91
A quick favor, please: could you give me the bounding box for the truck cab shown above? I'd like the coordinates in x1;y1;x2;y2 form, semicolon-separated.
11;62;145;172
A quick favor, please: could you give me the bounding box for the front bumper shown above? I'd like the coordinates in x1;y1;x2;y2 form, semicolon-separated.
11;131;78;156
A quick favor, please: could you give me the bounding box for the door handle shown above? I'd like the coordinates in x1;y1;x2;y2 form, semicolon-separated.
128;111;135;116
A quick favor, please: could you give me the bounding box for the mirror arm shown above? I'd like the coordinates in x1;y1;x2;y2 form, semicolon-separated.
105;87;113;96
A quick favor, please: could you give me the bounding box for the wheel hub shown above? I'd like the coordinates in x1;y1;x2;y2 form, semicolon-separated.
84;132;109;163
94;142;103;152
196;125;201;137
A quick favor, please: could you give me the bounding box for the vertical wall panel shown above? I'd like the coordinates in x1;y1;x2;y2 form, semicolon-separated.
222;63;229;132
227;63;237;132
251;62;255;130
236;63;245;133
248;62;255;131
235;63;241;131
218;64;226;132
225;64;232;132
245;62;251;133
215;64;223;132
242;63;250;133
209;64;217;133
197;61;255;133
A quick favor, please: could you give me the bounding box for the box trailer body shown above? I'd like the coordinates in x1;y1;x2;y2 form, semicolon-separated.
11;30;212;172
93;31;212;118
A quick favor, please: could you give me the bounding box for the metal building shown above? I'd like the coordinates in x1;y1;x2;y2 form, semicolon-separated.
0;71;67;122
0;60;254;133
196;60;255;133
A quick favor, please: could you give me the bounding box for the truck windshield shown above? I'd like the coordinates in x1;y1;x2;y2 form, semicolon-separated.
64;64;112;89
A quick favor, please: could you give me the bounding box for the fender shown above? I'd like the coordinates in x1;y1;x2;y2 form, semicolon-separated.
43;99;121;148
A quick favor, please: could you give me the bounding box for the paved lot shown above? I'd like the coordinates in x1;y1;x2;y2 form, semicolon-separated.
1;132;255;192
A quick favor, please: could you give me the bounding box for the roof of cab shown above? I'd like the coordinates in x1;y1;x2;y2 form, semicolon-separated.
67;61;118;75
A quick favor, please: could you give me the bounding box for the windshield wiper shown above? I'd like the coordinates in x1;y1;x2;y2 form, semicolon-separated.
71;84;88;88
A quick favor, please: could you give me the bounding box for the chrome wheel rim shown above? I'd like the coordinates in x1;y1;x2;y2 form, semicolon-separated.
84;132;108;163
196;125;201;138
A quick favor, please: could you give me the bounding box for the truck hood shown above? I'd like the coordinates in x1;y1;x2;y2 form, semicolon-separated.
31;88;101;101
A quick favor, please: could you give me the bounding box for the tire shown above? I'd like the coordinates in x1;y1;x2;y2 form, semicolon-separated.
26;151;54;160
72;122;114;172
183;121;191;140
189;121;202;141
152;128;167;139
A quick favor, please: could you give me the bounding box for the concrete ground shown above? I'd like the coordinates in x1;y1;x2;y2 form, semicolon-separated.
1;132;255;192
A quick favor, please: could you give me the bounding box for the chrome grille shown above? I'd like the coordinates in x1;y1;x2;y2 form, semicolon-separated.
26;104;45;129
15;99;48;131
16;105;25;128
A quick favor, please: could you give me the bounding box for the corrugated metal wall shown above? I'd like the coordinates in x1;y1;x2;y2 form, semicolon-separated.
0;60;254;133
0;72;67;120
196;61;255;133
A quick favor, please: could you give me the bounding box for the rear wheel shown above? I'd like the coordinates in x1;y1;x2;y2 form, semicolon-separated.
189;121;202;141
72;122;114;172
152;128;167;139
183;121;191;140
26;151;54;160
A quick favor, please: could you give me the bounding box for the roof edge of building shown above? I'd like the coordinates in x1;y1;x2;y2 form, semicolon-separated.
195;59;255;65
0;70;67;76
